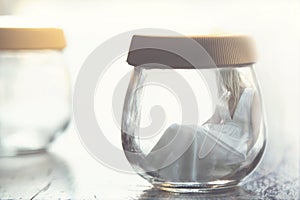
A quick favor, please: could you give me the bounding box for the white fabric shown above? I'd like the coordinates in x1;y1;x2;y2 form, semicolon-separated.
204;87;255;158
145;88;255;181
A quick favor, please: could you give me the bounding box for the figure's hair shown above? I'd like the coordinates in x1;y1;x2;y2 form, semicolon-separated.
218;68;245;105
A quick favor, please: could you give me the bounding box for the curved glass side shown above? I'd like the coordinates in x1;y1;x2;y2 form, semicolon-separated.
121;65;266;192
0;50;71;156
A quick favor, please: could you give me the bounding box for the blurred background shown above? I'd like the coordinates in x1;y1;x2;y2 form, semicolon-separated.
0;0;299;199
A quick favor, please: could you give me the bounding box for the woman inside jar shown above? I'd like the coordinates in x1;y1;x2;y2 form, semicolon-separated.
144;68;262;182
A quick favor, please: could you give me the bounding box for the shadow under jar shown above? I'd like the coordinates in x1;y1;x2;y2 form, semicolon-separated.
0;27;71;156
122;35;266;192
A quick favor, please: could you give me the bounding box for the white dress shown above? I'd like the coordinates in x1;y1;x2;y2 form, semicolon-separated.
144;88;255;182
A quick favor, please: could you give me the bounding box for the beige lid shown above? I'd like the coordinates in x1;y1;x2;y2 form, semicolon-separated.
127;34;257;68
0;27;66;50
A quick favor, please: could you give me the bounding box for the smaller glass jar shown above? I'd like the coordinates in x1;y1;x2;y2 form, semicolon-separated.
122;34;266;192
0;27;71;156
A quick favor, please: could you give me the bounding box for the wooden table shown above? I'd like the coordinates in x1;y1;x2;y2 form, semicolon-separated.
0;127;298;199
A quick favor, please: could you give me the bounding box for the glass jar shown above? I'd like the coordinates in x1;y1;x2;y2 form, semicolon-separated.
0;27;71;156
122;35;266;192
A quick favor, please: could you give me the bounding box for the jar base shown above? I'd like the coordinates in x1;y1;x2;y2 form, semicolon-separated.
0;146;48;157
152;180;239;193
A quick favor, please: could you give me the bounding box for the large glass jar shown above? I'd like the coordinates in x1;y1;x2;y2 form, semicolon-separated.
122;35;266;192
0;27;71;156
